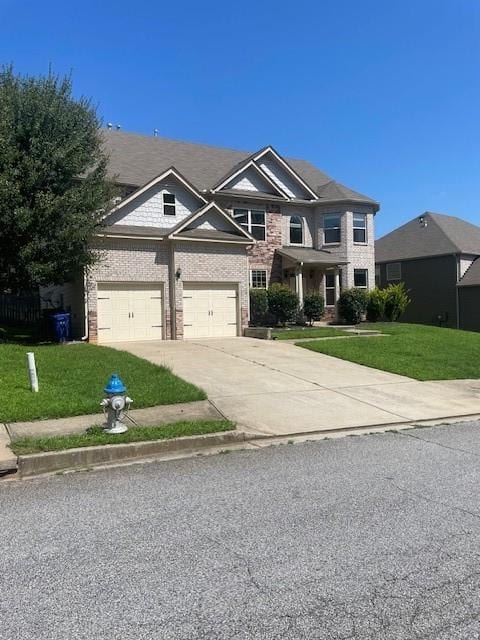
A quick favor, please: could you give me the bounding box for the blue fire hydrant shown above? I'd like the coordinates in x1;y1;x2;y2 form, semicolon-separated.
100;374;133;434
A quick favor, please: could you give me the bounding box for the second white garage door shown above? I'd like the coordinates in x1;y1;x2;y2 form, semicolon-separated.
183;283;238;339
97;282;164;343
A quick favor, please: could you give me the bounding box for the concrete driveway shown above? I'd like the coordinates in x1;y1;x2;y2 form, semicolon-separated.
116;337;480;436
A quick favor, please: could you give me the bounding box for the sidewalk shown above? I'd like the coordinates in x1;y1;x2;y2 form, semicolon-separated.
0;400;224;476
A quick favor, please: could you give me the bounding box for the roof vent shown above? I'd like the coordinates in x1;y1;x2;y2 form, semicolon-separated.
116;124;121;131
419;215;428;228
153;129;159;137
107;123;113;130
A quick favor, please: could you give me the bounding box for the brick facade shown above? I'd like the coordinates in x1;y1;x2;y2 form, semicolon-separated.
85;237;249;341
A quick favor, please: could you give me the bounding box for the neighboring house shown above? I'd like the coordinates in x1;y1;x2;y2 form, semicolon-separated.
51;130;378;342
375;212;480;330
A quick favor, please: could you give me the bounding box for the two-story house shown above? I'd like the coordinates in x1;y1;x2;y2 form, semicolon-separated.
53;130;378;342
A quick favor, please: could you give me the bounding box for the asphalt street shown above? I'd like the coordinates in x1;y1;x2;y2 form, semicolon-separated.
2;421;480;639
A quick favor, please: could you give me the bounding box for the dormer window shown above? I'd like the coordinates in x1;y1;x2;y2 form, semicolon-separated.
163;193;176;216
289;215;303;245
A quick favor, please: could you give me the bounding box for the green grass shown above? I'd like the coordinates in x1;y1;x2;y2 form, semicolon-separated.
272;326;348;340
298;322;480;380
0;343;206;423
10;420;234;455
0;324;41;344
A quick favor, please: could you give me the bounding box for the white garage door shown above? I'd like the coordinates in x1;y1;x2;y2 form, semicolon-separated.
97;283;163;343
183;283;238;339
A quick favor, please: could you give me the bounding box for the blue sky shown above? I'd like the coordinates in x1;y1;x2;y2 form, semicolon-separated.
1;0;479;237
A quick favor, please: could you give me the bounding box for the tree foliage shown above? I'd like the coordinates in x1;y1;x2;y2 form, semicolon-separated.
0;66;115;292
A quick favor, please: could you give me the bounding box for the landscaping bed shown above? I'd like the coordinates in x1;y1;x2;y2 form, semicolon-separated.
10;420;234;455
272;327;349;340
298;323;480;380
0;343;205;422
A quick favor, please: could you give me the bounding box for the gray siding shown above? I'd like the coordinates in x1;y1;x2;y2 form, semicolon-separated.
377;255;458;328
458;287;480;332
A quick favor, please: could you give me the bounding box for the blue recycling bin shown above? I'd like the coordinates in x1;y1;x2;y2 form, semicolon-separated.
51;312;71;343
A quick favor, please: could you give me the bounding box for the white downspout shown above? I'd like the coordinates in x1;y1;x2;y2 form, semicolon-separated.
81;270;89;341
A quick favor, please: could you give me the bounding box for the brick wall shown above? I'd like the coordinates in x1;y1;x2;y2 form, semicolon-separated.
173;241;249;334
86;238;171;340
86;238;251;341
314;205;376;290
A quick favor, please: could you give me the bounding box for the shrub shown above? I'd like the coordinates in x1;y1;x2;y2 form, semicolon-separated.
267;283;299;326
383;282;411;321
338;288;369;324
303;294;325;326
249;288;268;326
366;288;386;322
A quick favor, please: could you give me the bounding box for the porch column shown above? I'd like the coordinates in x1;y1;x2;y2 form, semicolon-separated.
334;268;340;302
295;264;304;307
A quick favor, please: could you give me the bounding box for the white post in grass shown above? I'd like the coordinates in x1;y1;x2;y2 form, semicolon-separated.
26;352;39;392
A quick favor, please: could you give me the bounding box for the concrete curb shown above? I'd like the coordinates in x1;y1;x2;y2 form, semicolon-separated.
17;430;249;477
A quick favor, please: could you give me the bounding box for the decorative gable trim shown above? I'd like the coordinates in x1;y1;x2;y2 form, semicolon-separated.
211;160;289;199
106;167;207;217
168;201;255;243
253;146;318;200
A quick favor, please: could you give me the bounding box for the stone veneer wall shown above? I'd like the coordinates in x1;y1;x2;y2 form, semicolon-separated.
220;201;283;285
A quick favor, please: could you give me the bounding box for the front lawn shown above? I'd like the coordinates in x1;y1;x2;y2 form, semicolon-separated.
0;343;206;423
10;420;234;455
272;327;348;340
298;323;480;380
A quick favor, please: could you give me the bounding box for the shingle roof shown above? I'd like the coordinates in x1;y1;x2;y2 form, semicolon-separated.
315;180;377;204
277;246;348;265
458;258;480;287
375;212;480;263
176;228;250;242
102;130;376;205
99;224;169;238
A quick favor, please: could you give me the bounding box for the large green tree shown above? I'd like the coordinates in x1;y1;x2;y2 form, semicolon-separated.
0;67;115;292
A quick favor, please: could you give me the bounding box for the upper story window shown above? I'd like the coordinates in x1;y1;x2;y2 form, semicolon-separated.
289;215;303;245
386;262;401;281
163;193;176;216
233;208;266;241
353;213;367;243
324;214;341;244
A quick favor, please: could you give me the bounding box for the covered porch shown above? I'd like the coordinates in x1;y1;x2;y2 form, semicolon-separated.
277;247;347;318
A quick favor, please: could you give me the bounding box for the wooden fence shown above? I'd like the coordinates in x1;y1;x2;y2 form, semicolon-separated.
0;293;41;324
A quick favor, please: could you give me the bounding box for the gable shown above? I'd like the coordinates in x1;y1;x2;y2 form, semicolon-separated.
257;154;313;199
105;177;203;229
223;165;283;195
170;202;254;243
185;209;237;233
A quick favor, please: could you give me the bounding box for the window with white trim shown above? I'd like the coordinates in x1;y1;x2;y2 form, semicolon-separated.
233;208;266;241
353;213;367;243
325;273;336;306
324;214;341;244
386;262;402;281
250;269;267;289
354;269;368;289
289;215;303;245
163;193;176;216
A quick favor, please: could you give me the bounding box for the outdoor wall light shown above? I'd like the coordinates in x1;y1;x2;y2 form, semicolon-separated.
175;267;182;280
